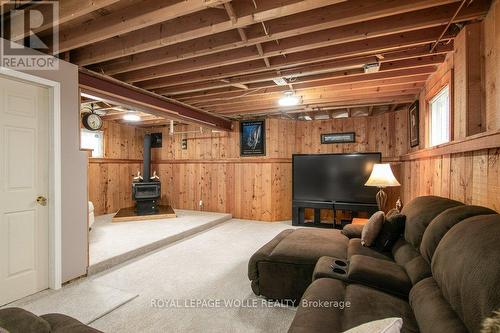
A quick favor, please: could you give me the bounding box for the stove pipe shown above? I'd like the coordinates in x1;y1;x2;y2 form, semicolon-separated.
143;134;152;182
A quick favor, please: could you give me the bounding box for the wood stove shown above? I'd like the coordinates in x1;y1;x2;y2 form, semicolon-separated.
132;133;162;215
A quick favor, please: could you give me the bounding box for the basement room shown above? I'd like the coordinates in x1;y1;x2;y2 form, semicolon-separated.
1;1;500;333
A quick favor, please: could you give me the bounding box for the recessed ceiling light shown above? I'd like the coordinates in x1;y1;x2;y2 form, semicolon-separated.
123;113;141;122
279;91;300;106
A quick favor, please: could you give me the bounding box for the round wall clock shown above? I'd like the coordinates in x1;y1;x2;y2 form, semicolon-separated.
82;112;103;131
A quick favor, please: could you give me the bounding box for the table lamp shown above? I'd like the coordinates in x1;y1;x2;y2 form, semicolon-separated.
365;163;400;211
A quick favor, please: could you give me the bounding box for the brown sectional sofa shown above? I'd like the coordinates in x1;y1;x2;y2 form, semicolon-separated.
289;214;500;332
248;196;479;301
248;195;500;332
0;307;102;333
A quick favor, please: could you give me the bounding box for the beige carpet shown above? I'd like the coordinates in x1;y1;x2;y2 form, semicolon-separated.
4;280;138;325
90;210;232;269
87;219;297;333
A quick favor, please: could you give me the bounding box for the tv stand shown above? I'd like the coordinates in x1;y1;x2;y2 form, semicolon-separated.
292;200;334;228
292;200;378;228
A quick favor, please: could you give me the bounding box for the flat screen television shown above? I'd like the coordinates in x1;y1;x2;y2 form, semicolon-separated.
292;153;381;204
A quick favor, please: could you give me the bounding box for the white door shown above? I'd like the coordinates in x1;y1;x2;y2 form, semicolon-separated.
0;75;49;306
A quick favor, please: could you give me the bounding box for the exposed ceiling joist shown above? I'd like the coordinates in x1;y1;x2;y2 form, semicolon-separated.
56;0;231;53
71;0;346;65
97;0;488;78
138;26;454;90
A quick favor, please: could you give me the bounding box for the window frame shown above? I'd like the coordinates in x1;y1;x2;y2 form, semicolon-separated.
428;85;451;147
80;128;105;158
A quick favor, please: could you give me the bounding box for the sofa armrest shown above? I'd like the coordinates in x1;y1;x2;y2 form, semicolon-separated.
347;255;412;298
0;308;51;333
40;314;103;333
341;224;364;239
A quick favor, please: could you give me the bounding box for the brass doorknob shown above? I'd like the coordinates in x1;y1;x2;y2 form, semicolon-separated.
36;196;48;206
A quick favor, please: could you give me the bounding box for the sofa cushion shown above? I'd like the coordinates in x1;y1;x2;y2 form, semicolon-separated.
248;229;295;281
410;277;468;333
402;196;463;249
403;255;431;285
420;205;496;263
361;211;385;247
41;313;103;333
392;239;420;266
347;239;392;261
375;213;406;252
431;214;500;333
342;224;364;239
347;255;412;298
289;278;419;333
269;228;348;264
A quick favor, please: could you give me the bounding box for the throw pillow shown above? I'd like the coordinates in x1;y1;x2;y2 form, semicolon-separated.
361;211;385;247
375;213;406;252
342;224;364;239
343;317;403;333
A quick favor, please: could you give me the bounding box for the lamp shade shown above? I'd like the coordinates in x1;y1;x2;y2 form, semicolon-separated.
365;163;400;188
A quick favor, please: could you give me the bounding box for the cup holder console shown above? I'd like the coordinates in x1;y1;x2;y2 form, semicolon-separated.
313;256;351;282
330;258;348;275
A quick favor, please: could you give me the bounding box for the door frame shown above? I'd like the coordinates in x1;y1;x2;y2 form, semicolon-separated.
0;67;62;291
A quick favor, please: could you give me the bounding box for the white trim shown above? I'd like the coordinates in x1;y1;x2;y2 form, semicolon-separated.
0;67;62;290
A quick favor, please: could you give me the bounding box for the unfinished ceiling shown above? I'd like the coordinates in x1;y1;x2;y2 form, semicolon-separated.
3;0;492;119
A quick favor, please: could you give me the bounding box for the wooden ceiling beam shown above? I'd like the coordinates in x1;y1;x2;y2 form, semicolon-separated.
71;0;346;65
215;94;419;115
88;0;457;75
7;0;121;41
230;99;416;117
198;83;425;109
100;0;487;78
187;74;430;106
56;0;231;53
177;66;436;102
78;69;232;131
139;26;453;90
209;92;422;115
167;44;451;97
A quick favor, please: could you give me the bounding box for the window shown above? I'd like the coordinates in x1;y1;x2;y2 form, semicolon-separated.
429;85;450;147
81;129;104;158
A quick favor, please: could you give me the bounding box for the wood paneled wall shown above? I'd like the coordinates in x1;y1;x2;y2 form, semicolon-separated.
88;121;145;215
400;1;500;212
88;113;407;220
146;113;406;221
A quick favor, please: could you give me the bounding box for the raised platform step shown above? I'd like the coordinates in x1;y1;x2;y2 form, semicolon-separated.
88;209;232;275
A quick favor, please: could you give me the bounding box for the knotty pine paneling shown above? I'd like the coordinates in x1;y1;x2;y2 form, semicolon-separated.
90;113;406;220
401;149;500;212
88;162;143;216
88;121;146;215
400;5;500;212
484;0;500;131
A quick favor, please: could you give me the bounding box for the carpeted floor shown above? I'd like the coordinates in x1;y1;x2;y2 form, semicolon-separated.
5;280;138;325
85;219;297;333
90;210;232;267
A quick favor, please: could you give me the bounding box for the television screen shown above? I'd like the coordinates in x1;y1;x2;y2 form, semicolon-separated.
292;153;381;203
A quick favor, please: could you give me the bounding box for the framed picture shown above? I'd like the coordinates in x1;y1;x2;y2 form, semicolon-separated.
321;132;355;144
409;101;419;148
240;120;266;156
